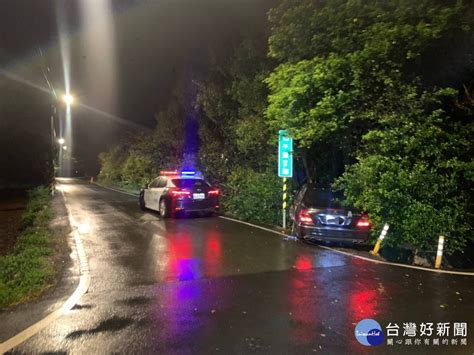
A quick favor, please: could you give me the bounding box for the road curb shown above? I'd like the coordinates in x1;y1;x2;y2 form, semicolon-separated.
94;182;139;197
0;190;91;354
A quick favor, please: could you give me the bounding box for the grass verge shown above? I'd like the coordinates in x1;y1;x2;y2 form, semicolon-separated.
0;187;55;307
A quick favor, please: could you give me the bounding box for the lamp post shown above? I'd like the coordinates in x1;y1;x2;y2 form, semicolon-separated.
59;93;74;177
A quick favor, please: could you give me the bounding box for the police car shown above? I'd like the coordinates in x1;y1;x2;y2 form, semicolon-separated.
139;170;219;217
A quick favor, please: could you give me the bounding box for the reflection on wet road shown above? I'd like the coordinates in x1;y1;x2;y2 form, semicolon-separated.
12;180;474;353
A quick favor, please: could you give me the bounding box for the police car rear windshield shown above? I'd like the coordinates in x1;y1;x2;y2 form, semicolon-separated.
172;179;209;188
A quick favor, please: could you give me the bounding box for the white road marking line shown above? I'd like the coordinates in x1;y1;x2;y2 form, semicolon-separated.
218;215;286;236
94;182;139;197
218;216;474;276
0;190;91;354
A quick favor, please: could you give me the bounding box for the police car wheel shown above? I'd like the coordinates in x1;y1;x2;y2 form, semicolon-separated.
159;199;169;218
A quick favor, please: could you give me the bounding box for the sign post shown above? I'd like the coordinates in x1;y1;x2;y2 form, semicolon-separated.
278;130;293;229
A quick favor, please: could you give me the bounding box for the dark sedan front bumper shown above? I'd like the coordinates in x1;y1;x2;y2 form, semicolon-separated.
295;223;370;244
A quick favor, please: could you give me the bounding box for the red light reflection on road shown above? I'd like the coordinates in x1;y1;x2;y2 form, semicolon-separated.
349;288;378;320
347;260;380;322
345;266;383;349
295;255;312;271
165;233;199;281
204;230;222;277
151;228;228;351
288;254;318;344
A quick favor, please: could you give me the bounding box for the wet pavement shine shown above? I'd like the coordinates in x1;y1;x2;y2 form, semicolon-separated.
7;179;474;354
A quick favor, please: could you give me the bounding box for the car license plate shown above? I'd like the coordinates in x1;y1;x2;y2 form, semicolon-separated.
193;193;205;200
326;215;345;225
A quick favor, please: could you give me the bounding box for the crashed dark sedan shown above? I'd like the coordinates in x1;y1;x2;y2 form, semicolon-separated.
290;184;371;244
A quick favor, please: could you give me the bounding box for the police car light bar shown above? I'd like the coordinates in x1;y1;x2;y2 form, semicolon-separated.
180;170;196;176
160;170;178;175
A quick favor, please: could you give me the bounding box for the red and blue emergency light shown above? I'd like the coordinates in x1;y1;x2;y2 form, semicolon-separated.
160;170;178;176
160;170;200;177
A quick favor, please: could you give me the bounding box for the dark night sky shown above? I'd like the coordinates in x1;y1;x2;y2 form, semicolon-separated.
0;0;276;174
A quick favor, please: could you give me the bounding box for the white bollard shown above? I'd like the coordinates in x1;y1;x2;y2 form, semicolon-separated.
435;235;445;269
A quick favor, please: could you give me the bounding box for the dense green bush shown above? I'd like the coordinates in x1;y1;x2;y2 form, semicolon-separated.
336;88;473;254
120;151;155;190
98;146;126;185
223;169;282;225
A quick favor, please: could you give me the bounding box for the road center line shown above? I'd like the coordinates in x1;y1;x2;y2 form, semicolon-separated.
0;190;91;354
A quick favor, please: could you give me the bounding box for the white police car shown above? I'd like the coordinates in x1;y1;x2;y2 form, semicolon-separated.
139;170;219;217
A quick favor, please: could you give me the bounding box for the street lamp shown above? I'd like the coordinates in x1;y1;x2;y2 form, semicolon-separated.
62;94;74;105
58;138;65;145
62;145;68;150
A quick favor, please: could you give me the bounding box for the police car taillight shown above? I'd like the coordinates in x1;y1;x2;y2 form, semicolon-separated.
208;189;219;196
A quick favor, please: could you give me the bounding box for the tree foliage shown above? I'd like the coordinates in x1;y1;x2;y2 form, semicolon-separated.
98;85;188;190
195;39;278;222
336;88;473;253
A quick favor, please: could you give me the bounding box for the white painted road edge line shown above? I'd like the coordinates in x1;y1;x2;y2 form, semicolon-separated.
0;191;91;354
91;183;474;277
94;182;139;197
218;215;474;276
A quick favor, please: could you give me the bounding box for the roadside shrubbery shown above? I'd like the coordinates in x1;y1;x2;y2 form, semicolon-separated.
222;169;282;225
98;147;155;193
0;186;54;307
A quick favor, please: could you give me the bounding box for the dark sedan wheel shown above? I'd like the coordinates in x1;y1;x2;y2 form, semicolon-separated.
159;199;169;218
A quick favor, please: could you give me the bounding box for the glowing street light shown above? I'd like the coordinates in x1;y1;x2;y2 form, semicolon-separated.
62;145;68;150
58;138;65;145
62;94;74;105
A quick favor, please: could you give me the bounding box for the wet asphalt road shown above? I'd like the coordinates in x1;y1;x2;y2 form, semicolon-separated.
8;179;474;354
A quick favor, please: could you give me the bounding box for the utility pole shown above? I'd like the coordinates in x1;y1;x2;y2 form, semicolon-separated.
38;46;58;188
